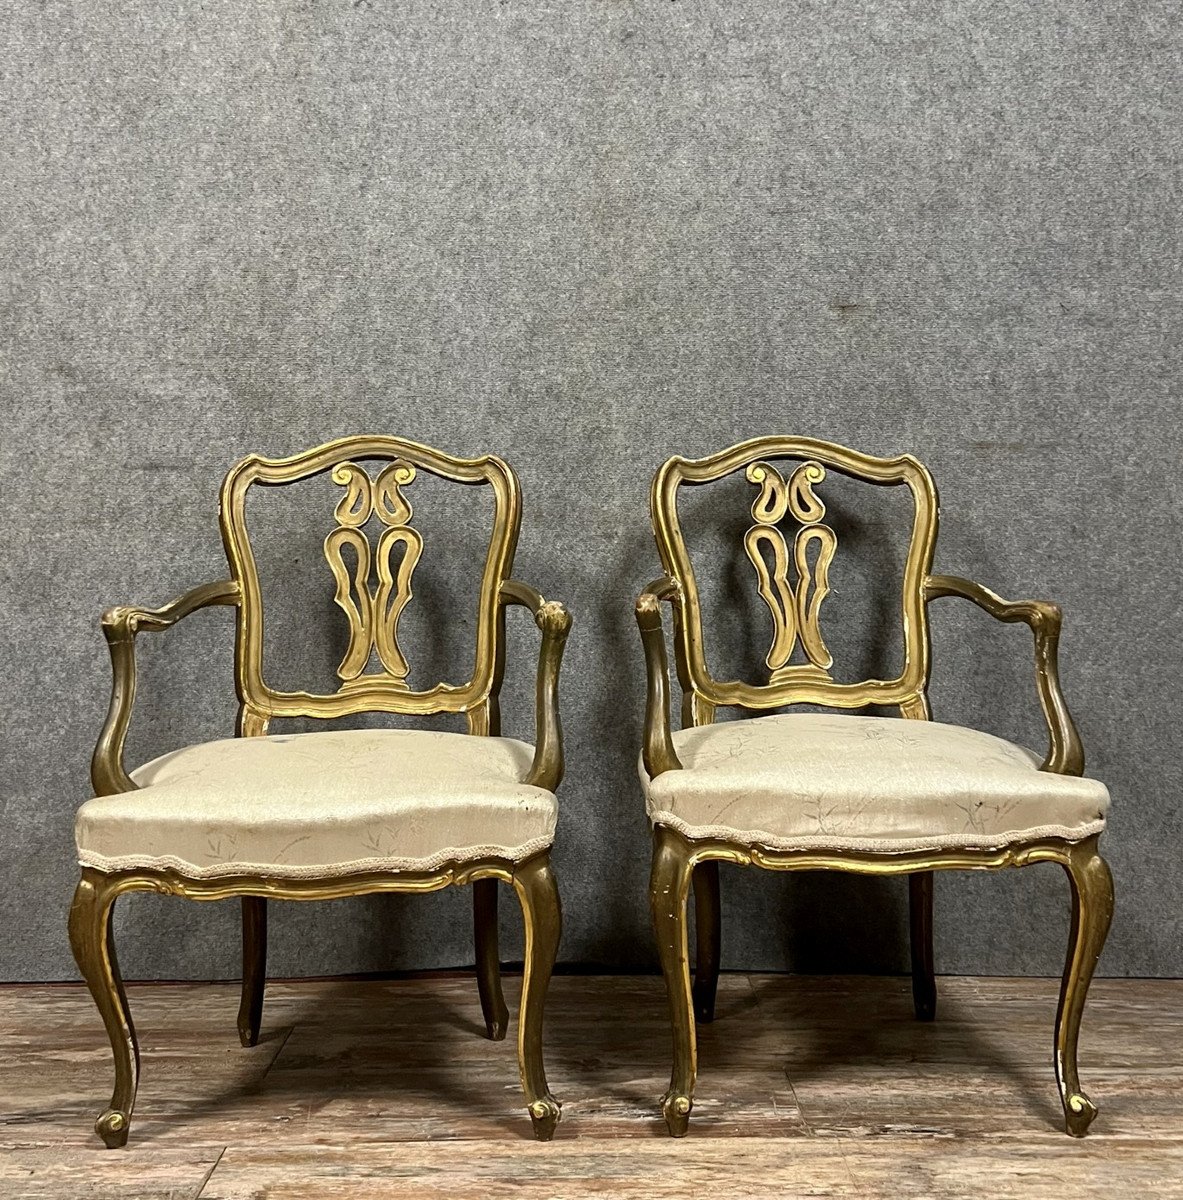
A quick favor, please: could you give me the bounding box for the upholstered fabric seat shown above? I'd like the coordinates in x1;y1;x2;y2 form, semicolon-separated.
642;713;1108;854
77;728;557;880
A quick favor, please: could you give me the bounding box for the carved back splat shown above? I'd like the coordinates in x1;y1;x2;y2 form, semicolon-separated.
220;437;521;725
743;459;837;682
324;461;423;689
650;437;939;715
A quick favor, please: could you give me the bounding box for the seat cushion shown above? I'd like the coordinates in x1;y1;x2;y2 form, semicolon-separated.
642;713;1108;853
77;729;556;879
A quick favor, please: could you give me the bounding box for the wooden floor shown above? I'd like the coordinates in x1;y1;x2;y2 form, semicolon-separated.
2;974;1181;1198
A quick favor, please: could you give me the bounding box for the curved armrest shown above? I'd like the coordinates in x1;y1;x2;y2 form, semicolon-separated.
92;580;241;797
635;575;683;778
925;573;1084;776
499;580;573;792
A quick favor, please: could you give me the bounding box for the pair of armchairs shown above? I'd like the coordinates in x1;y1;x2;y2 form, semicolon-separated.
70;436;1112;1148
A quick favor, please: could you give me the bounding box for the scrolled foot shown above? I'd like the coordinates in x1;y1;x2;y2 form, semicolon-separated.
661;1090;692;1137
486;1017;508;1042
1064;1091;1098;1138
528;1096;561;1141
1055;840;1113;1140
96;1108;130;1149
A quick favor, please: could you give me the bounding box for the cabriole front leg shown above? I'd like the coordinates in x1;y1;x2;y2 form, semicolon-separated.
650;825;697;1136
1055;837;1114;1136
68;870;140;1148
512;853;562;1140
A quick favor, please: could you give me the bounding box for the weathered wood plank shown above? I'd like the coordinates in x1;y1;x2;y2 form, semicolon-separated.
195;1138;1183;1200
746;975;1183;1140
2;975;1181;1198
0;1147;222;1200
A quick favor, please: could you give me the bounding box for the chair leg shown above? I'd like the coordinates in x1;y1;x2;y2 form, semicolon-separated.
473;878;509;1041
692;861;721;1024
650;824;697;1137
1055;837;1114;1136
909;871;937;1021
511;853;562;1140
237;898;267;1048
68;871;139;1148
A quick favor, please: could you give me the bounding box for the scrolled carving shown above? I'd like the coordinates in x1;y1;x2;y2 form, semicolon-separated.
324;461;423;687
375;461;416;526
743;460;836;680
331;462;373;526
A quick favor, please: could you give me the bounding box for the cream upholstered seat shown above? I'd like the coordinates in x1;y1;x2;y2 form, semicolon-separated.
642;713;1108;855
77;729;557;880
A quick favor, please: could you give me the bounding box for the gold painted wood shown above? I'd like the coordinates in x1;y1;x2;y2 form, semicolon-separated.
635;575;684;778
743;459;837;681
649;437;940;715
76;438;572;1149
638;438;1111;1140
925;572;1085;776
497;579;573;793
324;460;422;687
92;579;240;798
219;435;522;720
67;853;563;1147
649;827;1114;1140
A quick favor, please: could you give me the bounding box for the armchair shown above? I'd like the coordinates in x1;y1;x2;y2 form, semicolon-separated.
636;438;1112;1138
71;437;571;1146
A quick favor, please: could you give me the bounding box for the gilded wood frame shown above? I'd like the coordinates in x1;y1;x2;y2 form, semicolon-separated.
637;437;1111;1138
73;437;571;1147
650;437;940;714
220;435;523;728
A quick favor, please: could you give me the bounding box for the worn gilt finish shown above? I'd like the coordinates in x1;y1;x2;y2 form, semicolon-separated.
638;437;1110;1139
324;459;423;687
74;436;570;1147
220;437;524;726
743;459;837;681
650;438;939;714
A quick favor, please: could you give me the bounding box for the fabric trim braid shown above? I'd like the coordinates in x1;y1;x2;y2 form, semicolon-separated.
78;834;555;880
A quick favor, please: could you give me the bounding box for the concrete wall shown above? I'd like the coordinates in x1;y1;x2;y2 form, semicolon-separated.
2;2;1180;980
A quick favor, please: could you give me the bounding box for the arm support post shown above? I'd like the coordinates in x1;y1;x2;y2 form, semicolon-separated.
635;576;683;778
499;580;572;793
91;580;241;797
925;573;1084;776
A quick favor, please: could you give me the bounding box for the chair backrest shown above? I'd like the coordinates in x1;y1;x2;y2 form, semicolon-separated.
651;437;940;719
219;436;520;734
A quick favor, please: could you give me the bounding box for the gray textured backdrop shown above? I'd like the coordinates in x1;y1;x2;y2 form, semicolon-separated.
2;2;1180;983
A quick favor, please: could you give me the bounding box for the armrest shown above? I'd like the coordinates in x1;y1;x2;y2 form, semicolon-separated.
635;575;683;778
92;580;241;797
924;573;1084;776
498;580;573;792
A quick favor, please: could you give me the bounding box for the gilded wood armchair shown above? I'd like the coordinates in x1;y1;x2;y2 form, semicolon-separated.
636;438;1112;1138
70;437;571;1146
